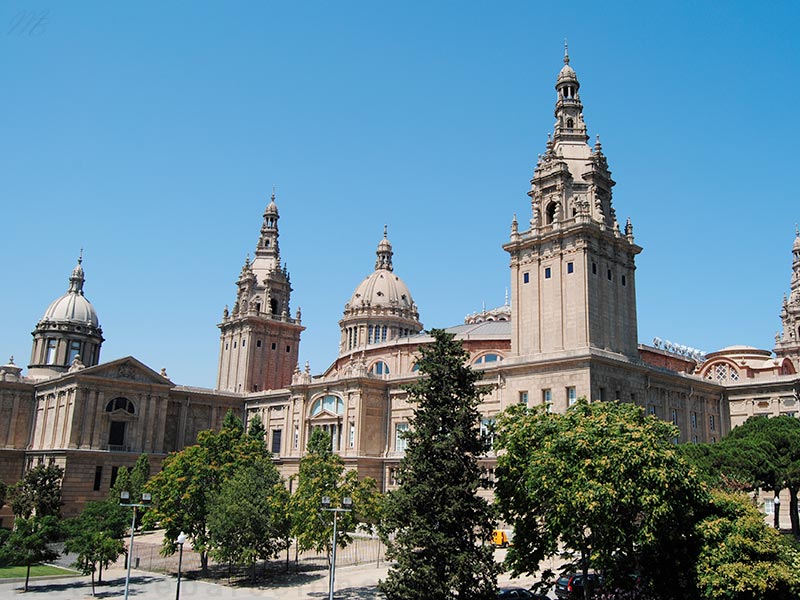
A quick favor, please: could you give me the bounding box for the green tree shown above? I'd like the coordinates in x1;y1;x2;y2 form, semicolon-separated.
208;459;290;581
726;416;800;535
495;400;709;600
8;464;63;518
145;410;270;573
379;329;499;600
112;454;152;528
0;515;60;591
695;490;800;600
0;479;7;510
289;428;381;560
247;414;267;441
64;500;128;592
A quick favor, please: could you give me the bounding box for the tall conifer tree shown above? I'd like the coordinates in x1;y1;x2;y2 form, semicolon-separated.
380;329;498;600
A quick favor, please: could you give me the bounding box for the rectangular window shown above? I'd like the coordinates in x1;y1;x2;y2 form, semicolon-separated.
256;339;262;348
764;498;775;515
671;409;678;426
271;342;277;350
567;262;574;274
480;418;495;448
293;424;299;449
622;274;627;286
45;339;57;364
110;466;119;489
542;389;552;411
544;267;552;279
349;422;355;448
395;423;409;453
691;412;698;429
519;391;528;405
567;386;577;407
93;466;103;492
648;405;656;416
599;387;607;401
389;467;398;486
67;340;81;364
271;429;282;454
709;415;715;431
607;269;612;281
592;262;597;275
286;345;291;352
692;435;699;444
108;421;126;447
523;272;529;284
241;339;245;347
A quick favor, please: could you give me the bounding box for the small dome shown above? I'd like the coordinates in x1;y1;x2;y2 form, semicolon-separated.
42;292;99;327
557;63;577;82
40;256;100;328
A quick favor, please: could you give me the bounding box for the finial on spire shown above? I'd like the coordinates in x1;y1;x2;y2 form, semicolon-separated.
78;248;83;264
564;38;570;64
271;185;276;202
383;224;388;239
796;223;799;237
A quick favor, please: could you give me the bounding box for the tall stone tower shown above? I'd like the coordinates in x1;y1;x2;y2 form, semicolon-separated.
774;227;800;369
217;193;304;392
504;46;641;359
28;254;104;379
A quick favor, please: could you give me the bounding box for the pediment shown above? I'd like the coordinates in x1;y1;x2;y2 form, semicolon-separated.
309;409;341;421
78;356;173;386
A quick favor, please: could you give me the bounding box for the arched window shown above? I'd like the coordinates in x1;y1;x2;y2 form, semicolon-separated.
546;202;557;224
566;118;574;129
370;361;390;375
105;397;135;414
311;395;344;417
411;363;420;372
473;354;503;365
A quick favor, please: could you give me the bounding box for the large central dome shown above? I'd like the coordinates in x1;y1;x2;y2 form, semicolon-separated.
339;229;422;355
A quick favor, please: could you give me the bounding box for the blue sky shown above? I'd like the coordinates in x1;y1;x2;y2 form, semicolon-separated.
2;1;798;388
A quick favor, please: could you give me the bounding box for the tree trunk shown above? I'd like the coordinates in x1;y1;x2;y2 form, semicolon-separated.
789;486;799;538
24;562;31;592
98;561;103;583
201;551;209;575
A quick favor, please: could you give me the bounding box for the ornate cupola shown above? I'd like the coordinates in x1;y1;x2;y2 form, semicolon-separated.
503;47;642;359
339;227;422;356
217;191;304;393
28;253;104;379
774;226;800;368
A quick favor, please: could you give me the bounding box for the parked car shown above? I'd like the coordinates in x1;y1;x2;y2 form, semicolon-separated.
498;587;549;599
554;573;603;599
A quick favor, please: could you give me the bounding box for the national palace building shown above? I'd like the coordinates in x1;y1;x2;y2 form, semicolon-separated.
1;49;798;526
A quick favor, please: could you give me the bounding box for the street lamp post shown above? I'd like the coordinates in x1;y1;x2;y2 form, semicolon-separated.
321;496;352;600
774;494;781;530
175;532;187;600
119;490;152;600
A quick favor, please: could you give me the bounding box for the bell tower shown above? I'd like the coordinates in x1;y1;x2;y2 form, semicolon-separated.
774;226;800;368
504;46;641;359
217;192;304;392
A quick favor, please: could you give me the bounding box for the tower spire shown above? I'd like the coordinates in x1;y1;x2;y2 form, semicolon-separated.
375;225;394;271
564;38;569;64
